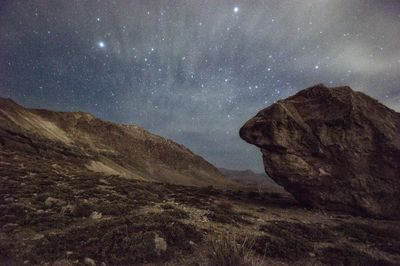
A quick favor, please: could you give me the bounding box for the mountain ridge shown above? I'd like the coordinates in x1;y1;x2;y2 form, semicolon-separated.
0;97;235;187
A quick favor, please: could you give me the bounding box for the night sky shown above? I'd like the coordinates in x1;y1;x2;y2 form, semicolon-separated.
1;1;399;172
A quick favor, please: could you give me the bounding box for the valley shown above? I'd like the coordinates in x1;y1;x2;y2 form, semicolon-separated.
1;96;399;265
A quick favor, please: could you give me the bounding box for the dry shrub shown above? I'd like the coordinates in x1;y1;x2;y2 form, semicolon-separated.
208;233;267;266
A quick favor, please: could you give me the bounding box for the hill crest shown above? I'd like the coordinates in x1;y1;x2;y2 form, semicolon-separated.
0;97;234;187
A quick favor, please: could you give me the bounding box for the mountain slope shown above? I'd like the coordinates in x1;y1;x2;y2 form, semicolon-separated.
0;97;234;187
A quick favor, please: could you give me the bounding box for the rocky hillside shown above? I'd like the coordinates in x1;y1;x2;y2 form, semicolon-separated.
240;84;400;219
1;151;399;265
0;97;233;187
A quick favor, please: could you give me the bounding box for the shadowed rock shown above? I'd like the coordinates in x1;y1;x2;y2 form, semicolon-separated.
240;84;400;219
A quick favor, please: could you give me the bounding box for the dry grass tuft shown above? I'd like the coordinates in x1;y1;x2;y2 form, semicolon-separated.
208;233;267;266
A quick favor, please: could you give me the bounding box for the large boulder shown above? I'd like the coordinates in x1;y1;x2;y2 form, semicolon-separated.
240;84;400;219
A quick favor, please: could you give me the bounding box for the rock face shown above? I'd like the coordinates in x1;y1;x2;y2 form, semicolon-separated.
240;84;400;219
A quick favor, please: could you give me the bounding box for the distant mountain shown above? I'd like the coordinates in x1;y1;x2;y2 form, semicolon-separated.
0;97;235;187
219;168;279;187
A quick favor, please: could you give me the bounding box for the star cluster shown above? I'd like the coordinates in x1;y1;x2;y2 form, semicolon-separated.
0;0;399;171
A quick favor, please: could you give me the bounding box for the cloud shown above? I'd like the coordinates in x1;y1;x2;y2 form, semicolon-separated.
0;0;399;172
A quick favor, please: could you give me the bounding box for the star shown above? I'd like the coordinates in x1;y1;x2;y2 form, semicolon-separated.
0;0;398;175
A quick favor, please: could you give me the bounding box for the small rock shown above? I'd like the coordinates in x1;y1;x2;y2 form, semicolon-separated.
32;233;44;240
61;204;76;215
45;197;65;208
84;257;96;266
202;216;209;223
154;233;167;255
309;252;316;257
4;197;13;203
89;211;102;220
36;209;46;214
99;178;109;185
2;223;19;232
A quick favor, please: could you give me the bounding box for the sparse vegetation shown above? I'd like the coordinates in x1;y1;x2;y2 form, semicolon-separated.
71;200;93;217
260;220;336;242
164;208;190;219
207;201;253;225
320;245;394;266
1;150;399;265
253;233;313;260
22;212;203;264
208;233;266;266
335;222;400;254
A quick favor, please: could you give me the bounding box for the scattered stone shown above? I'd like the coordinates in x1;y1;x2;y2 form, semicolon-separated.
32;233;45;240
99;178;109;185
44;197;65;208
154;233;167;255
2;223;19;232
61;204;76;215
84;257;96;266
240;84;400;219
89;211;102;220
4;197;13;203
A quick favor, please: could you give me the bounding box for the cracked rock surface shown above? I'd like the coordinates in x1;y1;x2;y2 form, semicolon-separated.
240;84;400;219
